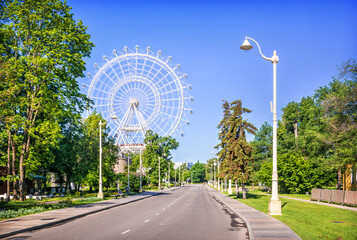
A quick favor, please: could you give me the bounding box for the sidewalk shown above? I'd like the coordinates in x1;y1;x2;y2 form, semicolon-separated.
207;185;301;240
0;187;178;239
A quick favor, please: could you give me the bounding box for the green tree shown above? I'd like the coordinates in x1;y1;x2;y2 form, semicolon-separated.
143;130;178;187
80;113;118;192
315;60;357;189
190;162;205;183
0;0;93;200
218;99;257;199
258;153;336;193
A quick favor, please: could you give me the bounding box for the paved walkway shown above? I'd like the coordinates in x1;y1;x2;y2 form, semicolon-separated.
0;188;179;239
256;193;357;212
207;185;301;240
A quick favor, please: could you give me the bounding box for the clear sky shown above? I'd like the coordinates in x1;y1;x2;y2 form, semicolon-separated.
69;0;357;164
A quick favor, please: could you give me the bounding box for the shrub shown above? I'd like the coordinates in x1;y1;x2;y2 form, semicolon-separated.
0;206;46;219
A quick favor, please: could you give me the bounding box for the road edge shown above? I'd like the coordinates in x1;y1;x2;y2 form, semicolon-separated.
0;191;164;239
209;190;255;240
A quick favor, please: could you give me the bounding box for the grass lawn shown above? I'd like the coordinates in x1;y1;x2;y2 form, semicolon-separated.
230;192;357;240
0;195;106;220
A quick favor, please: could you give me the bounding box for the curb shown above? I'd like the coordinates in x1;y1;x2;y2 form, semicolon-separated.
208;189;255;240
0;191;165;239
210;191;255;240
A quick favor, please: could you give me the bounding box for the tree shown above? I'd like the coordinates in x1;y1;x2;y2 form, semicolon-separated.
258;153;336;193
314;60;357;189
143;130;178;186
190;162;205;183
217;99;257;199
0;0;94;200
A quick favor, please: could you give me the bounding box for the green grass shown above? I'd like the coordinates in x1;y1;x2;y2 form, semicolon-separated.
0;196;103;220
229;192;357;240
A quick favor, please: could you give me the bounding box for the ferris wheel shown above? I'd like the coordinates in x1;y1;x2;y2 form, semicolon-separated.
86;45;193;153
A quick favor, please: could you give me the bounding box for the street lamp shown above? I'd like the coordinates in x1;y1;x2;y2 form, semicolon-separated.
168;162;170;188
98;113;118;199
139;148;143;193
240;36;281;215
98;119;105;199
158;156;161;189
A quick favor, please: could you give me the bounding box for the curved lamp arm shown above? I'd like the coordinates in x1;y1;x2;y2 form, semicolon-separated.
245;37;272;62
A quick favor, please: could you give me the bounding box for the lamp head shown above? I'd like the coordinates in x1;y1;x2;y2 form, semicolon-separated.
240;38;253;51
111;114;118;119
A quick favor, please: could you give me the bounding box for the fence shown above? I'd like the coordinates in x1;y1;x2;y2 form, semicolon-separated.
310;189;357;205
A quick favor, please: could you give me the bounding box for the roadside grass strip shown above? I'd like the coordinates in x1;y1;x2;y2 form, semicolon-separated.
0;197;102;221
229;192;357;240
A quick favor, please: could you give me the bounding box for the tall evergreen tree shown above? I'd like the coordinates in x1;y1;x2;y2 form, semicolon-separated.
218;99;256;199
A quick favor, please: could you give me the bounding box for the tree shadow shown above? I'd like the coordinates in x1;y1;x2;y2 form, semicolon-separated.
229;192;266;200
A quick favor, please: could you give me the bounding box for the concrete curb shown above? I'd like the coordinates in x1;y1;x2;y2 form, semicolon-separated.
0;189;175;239
207;185;301;240
211;191;255;240
207;187;255;240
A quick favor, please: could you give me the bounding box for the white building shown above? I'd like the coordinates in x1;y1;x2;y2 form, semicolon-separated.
174;162;193;170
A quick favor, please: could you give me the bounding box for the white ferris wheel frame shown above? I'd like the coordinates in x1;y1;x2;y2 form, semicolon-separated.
87;46;192;153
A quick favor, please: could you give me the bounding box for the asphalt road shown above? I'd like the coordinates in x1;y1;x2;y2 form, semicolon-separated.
7;184;248;240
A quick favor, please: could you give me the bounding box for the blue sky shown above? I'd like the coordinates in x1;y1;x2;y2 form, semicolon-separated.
69;0;357;164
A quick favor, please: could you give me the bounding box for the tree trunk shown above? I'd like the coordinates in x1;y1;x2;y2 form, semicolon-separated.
294;121;298;148
252;181;255;191
19;140;27;201
7;131;11;202
43;168;47;194
19;128;31;201
12;139;18;200
235;180;239;198
337;167;342;190
242;182;246;199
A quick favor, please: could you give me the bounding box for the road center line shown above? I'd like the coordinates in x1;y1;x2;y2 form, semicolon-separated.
145;219;150;223
121;230;131;235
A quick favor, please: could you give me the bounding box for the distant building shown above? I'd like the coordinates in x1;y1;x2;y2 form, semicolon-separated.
174;162;193;170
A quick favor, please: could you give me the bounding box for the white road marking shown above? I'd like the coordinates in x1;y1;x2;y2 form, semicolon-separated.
156;213;159;215
145;219;150;223
121;230;131;235
163;208;165;210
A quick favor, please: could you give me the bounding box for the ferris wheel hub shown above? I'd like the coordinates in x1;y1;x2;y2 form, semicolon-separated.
129;98;139;107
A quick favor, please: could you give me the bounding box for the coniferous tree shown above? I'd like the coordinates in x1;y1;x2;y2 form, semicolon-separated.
217;99;256;199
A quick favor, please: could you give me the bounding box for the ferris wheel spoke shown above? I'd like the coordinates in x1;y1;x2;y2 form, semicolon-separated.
91;96;111;101
144;62;165;87
159;87;180;96
109;65;133;99
113;95;129;102
139;105;155;119
151;119;167;136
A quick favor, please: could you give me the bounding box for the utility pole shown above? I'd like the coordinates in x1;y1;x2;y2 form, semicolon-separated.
127;154;130;194
139;149;142;193
158;156;161;190
168;162;170;188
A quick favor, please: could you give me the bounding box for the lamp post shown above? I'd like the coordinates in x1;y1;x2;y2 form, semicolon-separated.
217;160;220;190
158;156;161;189
213;160;217;188
168;162;170;188
98;119;105;199
240;37;281;215
139;148;142;193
